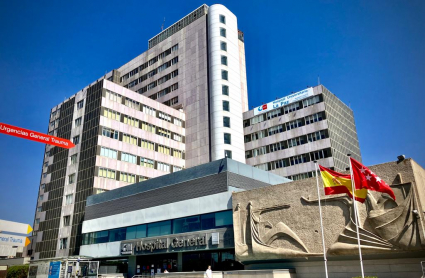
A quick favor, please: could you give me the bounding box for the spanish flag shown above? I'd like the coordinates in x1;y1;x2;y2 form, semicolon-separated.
319;165;367;203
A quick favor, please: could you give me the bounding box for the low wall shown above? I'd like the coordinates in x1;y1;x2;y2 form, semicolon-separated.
245;258;425;278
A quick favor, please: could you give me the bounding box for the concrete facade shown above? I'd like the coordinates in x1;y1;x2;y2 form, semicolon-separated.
243;85;361;180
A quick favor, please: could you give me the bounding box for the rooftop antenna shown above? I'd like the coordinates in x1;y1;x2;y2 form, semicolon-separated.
161;17;166;31
318;75;321;86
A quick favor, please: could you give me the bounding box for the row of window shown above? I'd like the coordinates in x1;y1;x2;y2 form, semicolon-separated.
246;130;329;158
254;148;332;171
100;146;183;170
102;108;183;142
244;112;326;143
81;210;232;245
121;44;178;82
102;127;184;157
104;90;183;126
244;95;323;127
149;83;179;100
136;58;179;93
286;171;317;181
163;96;178;107
127;58;179;90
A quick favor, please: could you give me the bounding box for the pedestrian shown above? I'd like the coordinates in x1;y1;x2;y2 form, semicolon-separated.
205;265;212;278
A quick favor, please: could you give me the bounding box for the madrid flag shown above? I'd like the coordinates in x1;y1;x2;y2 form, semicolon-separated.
319;165;367;203
350;157;396;200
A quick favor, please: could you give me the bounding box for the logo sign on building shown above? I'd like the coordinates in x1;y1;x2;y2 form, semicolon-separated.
253;88;314;115
47;262;61;278
0;123;75;149
211;232;220;245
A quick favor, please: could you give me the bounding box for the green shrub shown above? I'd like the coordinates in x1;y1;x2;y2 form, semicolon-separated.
6;265;29;278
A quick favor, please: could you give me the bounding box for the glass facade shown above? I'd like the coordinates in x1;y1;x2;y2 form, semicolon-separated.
82;210;232;245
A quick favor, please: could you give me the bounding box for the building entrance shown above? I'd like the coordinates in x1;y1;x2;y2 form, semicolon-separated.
135;253;177;275
182;249;243;272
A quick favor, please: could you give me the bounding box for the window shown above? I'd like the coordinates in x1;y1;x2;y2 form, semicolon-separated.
284;102;300;114
125;98;139;110
105;90;122;103
73;136;80;145
124;115;139;127
224;150;232;159
158;145;171;155
139;176;149;182
268;125;284;136
223;101;229;111
123;134;138;146
41;184;45;190
174;118;182;127
267;109;282;120
253;146;267;157
221;55;227;66
63;216;71;226
158;128;171;139
215;211;232;227
303;95;321;108
69;154;77;165
142;105;156;117
65;194;73;205
173;216;200;234
100;147;117;159
120;172;136;183
305;112;324;125
39;195;44;201
157;162;170;172
290;154;309;166
223;116;230;128
141;122;156;133
224;133;231;144
173;134;182;142
77;100;84;109
103;109;120;121
121;152;137;164
286;119;304;130
147;221;171;237
35;218;40;224
60;238;68;249
140;157;154;168
310;149;331;161
221;70;228;80
307;130;328;142
68;174;76;184
37;206;42;212
98;168;116;179
288;136;306;148
126;225;146;240
158;112;172;122
222;85;229;96
219;14;226;24
220;28;226;37
75;117;82;127
173;149;183;159
220;41;227;51
173;166;182;172
141;139;154;150
102;127;118;140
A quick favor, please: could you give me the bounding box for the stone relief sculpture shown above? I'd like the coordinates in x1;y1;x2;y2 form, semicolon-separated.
234;180;424;261
235;201;318;260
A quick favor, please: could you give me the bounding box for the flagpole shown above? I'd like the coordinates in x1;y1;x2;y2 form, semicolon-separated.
347;154;365;278
314;161;329;278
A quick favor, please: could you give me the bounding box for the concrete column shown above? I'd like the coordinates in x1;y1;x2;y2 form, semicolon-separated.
177;252;183;272
127;256;137;278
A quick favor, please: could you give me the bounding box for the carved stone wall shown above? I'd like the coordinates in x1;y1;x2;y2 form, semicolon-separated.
232;158;425;263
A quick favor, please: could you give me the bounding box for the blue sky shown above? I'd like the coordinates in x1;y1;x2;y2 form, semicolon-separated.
0;0;424;225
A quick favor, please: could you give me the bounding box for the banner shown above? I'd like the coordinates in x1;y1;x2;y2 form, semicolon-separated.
253;88;314;115
0;123;75;149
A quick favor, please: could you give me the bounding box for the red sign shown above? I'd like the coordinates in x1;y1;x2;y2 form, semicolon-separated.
0;122;75;149
262;104;267;110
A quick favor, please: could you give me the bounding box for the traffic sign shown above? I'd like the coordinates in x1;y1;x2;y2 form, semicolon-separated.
0;219;33;234
0;233;31;247
0;122;75;149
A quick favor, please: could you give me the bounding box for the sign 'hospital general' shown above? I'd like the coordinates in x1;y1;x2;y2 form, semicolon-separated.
253;87;314;116
0;123;75;149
